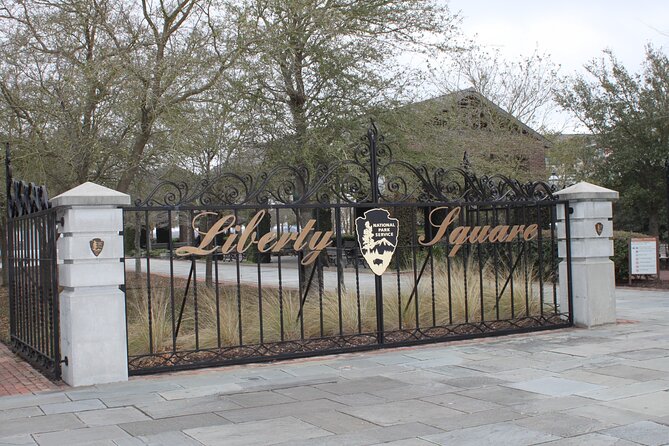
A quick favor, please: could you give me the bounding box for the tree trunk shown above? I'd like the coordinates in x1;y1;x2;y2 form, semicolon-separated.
649;211;660;237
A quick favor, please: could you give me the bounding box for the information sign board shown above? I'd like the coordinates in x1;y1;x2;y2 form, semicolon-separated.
630;237;658;277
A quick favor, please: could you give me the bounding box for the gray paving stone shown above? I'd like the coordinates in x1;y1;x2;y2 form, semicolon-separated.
76;407;151;426
273;422;444;446
634;357;669;373
404;356;464;368
273;385;333;401
368;383;459;402
421;421;560;446
421;393;502;413
614;348;669;361
297;409;376;433
119;413;228;437
66;382;182;401
0;393;70;411
369;354;416;366
539;433;641;446
328;358;385;370
0;414;85;437
425;365;489;379
185;416;331;446
0;406;43;421
563;405;650;425
216;398;345;423
370;439;435;446
326;392;388;407
504;376;604;397
138;431;204;445
513;412;613;437
382;369;455;385
158;383;242;400
40;398;106;415
223;390;295;407
511;395;594;415
0;434;37;446
488;367;557;383
561;369;638;387
136;394;241;419
603;391;669;417
315;376;408;395
33;426;131;446
110;438;145;446
423;408;526;431
589;365;667;381
578;380;669;401
280;364;339;377
601;421;669;446
442;375;508;388
100;392;165;408
340;399;463;426
456;385;548;406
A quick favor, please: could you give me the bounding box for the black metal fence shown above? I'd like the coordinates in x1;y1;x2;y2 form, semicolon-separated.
5;145;61;379
123;124;573;374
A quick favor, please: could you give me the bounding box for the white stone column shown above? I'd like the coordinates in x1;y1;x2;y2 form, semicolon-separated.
52;182;130;386
555;182;619;328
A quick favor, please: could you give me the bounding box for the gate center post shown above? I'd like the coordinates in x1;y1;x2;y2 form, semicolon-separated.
52;182;131;386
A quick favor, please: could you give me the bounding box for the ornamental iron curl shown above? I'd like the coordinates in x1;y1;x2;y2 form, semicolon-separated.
5;145;51;217
132;122;557;207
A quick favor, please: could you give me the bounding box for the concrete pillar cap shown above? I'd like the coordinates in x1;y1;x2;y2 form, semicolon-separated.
554;181;619;201
52;182;130;207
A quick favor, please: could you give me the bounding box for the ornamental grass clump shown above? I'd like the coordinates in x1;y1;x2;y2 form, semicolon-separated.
125;257;546;356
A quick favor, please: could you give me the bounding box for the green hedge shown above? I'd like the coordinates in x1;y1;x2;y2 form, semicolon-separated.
613;230;655;282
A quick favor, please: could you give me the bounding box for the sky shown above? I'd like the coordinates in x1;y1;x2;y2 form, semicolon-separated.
445;0;669;131
448;0;669;75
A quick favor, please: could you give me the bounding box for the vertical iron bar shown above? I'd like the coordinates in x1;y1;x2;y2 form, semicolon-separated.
256;222;264;345
551;204;558;314
276;208;285;341
493;204;500;321
368;124;384;344
334;205;343;336
214;247;221;348
296;208;305;339
537;204;544;317
523;205;530;316
145;211;153;354
411;206;419;330
167;210;177;352
234;209;243;345
564;202;574;325
275;208;284;342
507;205;515;318
477;206;484;323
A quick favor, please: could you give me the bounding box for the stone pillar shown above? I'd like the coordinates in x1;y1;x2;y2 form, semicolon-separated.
555;181;619;328
52;182;130;386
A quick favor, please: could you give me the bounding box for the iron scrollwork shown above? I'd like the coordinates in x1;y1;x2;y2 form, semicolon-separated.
133;122;557;208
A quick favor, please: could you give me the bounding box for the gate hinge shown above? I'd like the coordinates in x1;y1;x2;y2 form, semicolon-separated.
60;356;69;366
119;284;126;292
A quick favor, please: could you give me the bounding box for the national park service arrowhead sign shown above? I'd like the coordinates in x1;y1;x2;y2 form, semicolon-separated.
355;208;399;276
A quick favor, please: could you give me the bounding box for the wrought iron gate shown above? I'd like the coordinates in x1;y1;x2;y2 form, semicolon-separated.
5;146;61;379
123;124;573;374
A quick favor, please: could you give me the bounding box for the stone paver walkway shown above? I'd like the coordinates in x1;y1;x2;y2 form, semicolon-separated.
0;343;59;397
1;288;669;445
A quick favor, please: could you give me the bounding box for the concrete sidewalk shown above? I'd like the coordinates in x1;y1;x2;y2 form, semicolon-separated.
1;288;668;445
